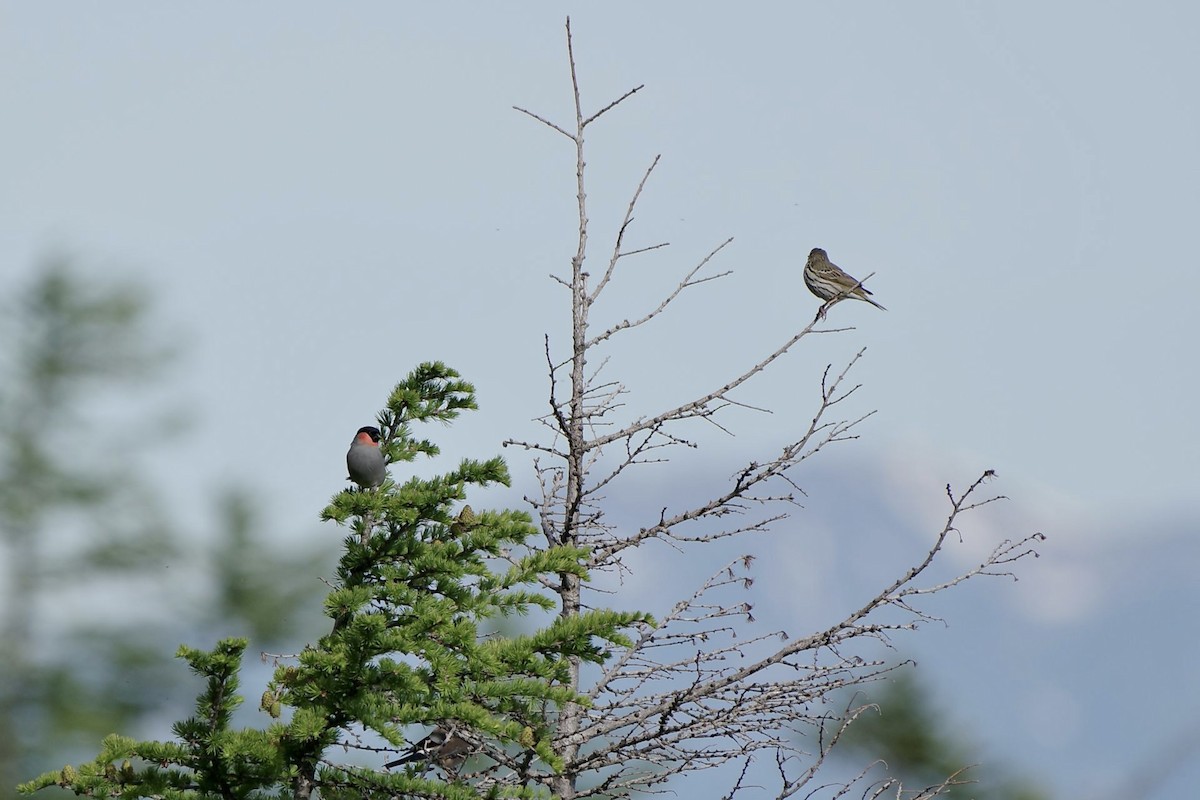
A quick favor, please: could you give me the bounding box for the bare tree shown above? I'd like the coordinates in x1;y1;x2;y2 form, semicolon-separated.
504;19;1043;800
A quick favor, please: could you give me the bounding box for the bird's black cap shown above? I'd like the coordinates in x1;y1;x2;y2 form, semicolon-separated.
357;426;382;442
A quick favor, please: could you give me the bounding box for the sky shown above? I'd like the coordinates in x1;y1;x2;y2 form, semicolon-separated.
3;3;1198;798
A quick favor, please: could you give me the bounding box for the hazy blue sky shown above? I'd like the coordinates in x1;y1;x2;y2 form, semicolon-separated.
3;4;1197;798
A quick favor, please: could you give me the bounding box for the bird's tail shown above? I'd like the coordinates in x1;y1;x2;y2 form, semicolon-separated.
384;751;424;769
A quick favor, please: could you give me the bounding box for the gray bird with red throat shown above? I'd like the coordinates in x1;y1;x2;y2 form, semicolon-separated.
346;425;386;488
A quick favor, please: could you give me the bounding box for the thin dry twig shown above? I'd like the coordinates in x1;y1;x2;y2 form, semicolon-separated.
499;17;1042;800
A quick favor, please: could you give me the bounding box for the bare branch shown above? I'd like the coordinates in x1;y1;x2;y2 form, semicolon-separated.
512;105;574;140
589;352;870;564
586;311;830;451
587;237;735;349
505;20;1041;800
547;475;1043;795
583;84;646;128
591;155;662;300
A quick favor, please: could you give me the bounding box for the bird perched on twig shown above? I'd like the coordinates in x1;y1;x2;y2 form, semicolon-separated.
384;726;476;772
803;247;886;314
346;425;386;488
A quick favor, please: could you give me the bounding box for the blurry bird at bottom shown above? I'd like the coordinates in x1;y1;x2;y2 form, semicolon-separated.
803;247;886;315
385;726;476;772
346;425;386;488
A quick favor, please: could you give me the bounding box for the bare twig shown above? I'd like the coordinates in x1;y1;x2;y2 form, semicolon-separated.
502;18;1041;800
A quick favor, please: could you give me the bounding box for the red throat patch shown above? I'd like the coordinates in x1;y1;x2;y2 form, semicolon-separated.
357;433;379;446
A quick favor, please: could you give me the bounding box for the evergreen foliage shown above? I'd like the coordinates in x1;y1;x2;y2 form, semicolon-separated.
1;260;335;793
20;362;651;799
0;259;183;793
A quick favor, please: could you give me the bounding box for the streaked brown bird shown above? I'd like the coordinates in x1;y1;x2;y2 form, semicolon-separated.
803;248;886;312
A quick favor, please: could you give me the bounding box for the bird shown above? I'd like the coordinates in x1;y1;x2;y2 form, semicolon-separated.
384;726;476;772
803;248;886;312
346;425;386;488
449;504;475;536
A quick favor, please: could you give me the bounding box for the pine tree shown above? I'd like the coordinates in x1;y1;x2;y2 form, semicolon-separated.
0;260;344;794
20;362;650;799
0;259;181;792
